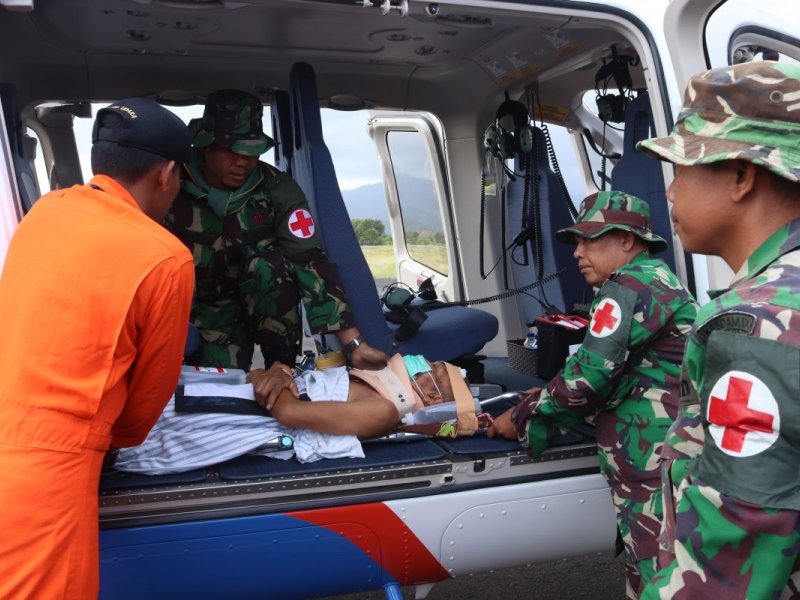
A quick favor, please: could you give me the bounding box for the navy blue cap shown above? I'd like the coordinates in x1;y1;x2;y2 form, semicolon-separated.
92;98;191;164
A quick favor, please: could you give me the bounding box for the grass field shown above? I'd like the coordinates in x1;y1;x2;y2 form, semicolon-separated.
361;244;448;279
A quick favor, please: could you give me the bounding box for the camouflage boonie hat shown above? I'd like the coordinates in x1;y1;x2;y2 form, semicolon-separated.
555;190;668;252
637;61;800;183
191;89;276;156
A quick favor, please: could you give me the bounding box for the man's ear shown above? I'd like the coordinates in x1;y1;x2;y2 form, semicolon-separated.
156;160;178;191
731;160;757;203
619;230;637;252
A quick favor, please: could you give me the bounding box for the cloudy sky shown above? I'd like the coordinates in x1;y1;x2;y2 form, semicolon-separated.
60;104;381;193
55;101;588;200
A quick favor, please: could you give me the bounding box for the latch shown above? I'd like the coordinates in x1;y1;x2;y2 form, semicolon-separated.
358;0;408;17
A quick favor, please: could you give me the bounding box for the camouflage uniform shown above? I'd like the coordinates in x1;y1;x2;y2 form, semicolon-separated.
636;62;800;598
512;192;698;598
166;90;354;370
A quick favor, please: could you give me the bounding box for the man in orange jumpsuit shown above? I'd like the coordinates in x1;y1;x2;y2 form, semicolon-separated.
0;98;195;599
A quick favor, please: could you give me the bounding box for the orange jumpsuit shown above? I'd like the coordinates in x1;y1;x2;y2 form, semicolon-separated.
0;175;194;599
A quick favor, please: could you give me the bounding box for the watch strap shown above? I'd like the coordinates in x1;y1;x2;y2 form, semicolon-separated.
343;335;364;358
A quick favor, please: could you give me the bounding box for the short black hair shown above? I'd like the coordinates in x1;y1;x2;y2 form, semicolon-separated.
90;110;170;181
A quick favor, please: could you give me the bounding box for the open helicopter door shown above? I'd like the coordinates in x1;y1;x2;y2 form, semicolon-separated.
366;112;460;302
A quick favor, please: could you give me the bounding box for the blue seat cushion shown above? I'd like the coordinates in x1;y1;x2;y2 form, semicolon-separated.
388;304;499;361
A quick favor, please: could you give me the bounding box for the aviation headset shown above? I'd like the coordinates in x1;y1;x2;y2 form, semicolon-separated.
594;47;638;124
380;279;438;346
483;92;534;161
381;279;437;311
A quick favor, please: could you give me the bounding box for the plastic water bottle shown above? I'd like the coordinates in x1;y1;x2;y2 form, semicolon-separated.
524;327;538;349
408;398;483;424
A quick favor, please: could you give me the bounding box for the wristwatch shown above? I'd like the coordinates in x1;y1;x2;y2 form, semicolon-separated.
343;335;364;364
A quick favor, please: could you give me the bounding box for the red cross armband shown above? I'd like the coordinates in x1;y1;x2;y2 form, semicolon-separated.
287;208;316;239
696;329;800;510
580;279;636;365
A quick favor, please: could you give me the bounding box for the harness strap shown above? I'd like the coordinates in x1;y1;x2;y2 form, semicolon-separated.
446;362;479;435
392;307;427;346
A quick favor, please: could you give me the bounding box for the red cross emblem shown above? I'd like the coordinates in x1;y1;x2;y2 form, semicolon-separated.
707;370;779;457
288;209;315;239
589;298;621;338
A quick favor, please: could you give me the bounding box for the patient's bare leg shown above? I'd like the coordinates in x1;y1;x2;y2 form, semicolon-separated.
270;381;399;438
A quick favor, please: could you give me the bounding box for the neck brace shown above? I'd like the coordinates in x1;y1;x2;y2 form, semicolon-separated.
349;355;479;435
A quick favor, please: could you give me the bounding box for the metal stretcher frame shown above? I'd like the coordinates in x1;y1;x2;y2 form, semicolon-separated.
98;433;614;600
99;434;600;529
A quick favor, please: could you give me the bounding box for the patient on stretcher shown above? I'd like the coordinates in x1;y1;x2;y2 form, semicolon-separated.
248;354;484;439
113;355;490;474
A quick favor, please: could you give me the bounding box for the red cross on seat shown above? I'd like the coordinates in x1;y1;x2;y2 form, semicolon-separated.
290;210;314;237
708;375;774;453
592;301;619;334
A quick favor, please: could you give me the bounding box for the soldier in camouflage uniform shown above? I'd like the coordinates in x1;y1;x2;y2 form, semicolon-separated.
166;89;388;371
489;191;698;599
636;61;800;599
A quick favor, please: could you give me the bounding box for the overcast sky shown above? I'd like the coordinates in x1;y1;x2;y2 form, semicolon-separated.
62;105;381;193
59;101;589;200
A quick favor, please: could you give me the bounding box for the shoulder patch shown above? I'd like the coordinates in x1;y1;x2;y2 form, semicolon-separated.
696;311;756;345
287;208;316;239
706;369;779;457
588;297;622;338
696;330;800;509
580;279;636;364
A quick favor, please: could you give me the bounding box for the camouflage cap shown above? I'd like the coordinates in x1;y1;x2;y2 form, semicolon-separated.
555;190;668;252
191;89;276;156
637;61;800;183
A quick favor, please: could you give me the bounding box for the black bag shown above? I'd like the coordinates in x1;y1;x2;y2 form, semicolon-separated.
534;314;589;380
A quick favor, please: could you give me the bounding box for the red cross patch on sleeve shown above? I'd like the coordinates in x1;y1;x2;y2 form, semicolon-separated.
578;280;635;364
589;298;622;338
707;370;779;458
288;208;316;239
695;329;800;510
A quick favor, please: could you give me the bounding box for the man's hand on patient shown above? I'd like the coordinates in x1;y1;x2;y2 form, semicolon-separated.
248;362;299;411
487;407;518;439
349;341;389;370
487;387;540;440
338;328;389;370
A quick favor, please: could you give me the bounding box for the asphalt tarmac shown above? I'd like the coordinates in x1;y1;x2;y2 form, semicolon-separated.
323;551;625;599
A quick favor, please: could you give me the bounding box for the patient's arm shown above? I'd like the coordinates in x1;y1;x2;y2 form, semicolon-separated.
248;363;299;411
268;381;399;439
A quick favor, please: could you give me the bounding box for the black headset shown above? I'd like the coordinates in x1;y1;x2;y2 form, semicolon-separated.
594;47;638;123
483;92;534;161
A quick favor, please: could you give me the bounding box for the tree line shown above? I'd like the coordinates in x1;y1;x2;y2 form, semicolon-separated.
352;218;445;246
